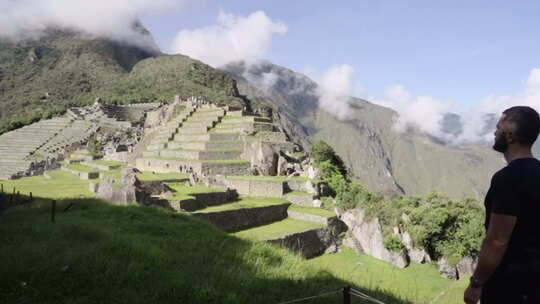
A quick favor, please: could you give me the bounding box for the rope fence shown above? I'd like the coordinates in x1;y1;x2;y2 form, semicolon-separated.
276;286;388;304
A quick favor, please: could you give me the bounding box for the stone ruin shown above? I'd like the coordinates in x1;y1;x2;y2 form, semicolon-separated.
0;95;469;278
0;98;162;180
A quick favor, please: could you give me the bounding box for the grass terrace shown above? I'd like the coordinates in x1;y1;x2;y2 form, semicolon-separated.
0;170;93;199
67;163;98;173
194;197;289;213
92;159;124;167
167;183;225;201
233;218;324;241
306;248;464;304
2;200;391;304
288;205;336;218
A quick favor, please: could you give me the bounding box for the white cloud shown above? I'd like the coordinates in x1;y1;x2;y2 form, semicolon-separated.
317;65;355;119
170;11;287;67
375;68;540;145
0;0;182;51
378;85;453;140
304;64;363;120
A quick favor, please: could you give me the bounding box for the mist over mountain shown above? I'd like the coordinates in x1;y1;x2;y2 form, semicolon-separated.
0;0;181;53
223;61;506;199
0;27;247;134
0;15;520;199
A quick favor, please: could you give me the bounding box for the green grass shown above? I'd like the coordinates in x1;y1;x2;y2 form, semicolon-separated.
67;163;98;173
136;171;189;181
288;205;336;218
433;276;470;304
233;218;323;241
72;151;92;156
92;160;124;167
166;183;225;202
0;170;93;199
98;169;123;181
2;200;394;304
0;193;466;303
306;248;463;304
195;197;289;213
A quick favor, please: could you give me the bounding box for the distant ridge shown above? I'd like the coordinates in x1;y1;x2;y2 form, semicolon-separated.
223;61;505;199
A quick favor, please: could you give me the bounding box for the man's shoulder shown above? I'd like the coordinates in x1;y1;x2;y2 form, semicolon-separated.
493;158;540;183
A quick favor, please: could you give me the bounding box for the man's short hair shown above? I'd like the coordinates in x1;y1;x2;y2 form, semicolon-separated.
502;106;540;146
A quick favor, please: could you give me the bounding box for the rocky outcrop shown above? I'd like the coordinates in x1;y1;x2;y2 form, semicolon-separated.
437;256;477;280
340;207;477;279
340;208;409;268
97;168;143;205
399;231;431;264
268;216;347;258
95;168;170;205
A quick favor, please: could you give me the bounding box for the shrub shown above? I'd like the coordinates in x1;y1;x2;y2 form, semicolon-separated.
311;141;347;177
384;236;406;253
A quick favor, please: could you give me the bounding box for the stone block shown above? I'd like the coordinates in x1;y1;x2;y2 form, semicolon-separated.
224;178;284;197
284;193;315;206
193;203;290;232
267;228;328;259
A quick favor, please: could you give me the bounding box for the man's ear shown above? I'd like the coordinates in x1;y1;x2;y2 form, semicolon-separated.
505;130;518;144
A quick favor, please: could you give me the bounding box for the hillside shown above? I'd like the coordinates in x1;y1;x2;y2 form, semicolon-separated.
0;194;463;304
224;61;505;199
0;31;246;134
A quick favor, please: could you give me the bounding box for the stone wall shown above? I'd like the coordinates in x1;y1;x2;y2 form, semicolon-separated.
285;180;318;195
223;179;284;197
267;218;347;258
287;210;335;225
267;228;328;258
170;190;237;212
255;132;288;143
193;203;290;232
284;193;316;206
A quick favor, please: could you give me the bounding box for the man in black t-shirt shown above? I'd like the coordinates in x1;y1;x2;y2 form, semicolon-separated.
464;106;540;304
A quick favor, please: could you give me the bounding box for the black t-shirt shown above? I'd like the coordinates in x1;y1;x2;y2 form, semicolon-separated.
484;158;540;263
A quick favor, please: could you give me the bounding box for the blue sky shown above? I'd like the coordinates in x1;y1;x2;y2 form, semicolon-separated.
2;0;538;143
141;1;540;109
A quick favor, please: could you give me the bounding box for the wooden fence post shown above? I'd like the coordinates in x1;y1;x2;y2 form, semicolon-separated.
51;200;56;223
343;286;351;304
29;192;33;202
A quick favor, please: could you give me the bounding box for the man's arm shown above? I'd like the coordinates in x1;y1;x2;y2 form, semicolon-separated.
472;212;517;282
464;213;517;303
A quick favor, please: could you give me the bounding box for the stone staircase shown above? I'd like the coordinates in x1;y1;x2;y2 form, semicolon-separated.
136;103;262;177
158;180;340;258
0;118;73;180
0;117;101;180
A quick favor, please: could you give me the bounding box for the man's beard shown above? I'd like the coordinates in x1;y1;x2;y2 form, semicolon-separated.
493;134;508;153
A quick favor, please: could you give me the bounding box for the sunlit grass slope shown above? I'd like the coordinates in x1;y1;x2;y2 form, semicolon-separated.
0;170;93;199
306;249;465;304
0;200;411;304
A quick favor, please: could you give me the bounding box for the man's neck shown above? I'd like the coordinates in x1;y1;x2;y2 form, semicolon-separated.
503;145;534;163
